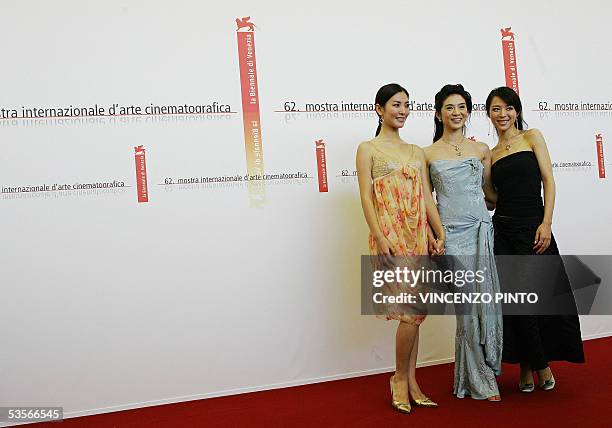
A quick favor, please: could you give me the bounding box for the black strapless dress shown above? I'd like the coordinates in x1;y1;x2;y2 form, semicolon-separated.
492;150;584;368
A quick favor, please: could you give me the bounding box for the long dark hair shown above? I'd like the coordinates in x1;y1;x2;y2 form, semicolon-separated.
485;86;527;131
374;83;409;136
433;84;473;142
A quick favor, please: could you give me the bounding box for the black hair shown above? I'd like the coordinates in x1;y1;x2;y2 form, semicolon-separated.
374;83;409;136
433;84;473;142
485;86;527;131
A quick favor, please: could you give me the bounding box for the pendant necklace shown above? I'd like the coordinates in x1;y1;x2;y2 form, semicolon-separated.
502;132;520;151
442;138;464;156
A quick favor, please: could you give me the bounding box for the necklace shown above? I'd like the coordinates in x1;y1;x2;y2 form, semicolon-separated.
441;138;465;156
501;131;521;151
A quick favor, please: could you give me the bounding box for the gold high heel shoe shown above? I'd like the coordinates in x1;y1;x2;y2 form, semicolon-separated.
389;376;411;414
411;396;439;408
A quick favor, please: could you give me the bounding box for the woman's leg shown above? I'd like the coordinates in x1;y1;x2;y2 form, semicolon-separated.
392;320;418;403
407;327;426;400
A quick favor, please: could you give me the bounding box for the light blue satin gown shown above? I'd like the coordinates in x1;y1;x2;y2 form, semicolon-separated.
429;157;502;399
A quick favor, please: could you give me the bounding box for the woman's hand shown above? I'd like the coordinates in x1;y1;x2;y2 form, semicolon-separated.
374;234;393;255
433;237;446;255
428;234;438;255
427;226;437;255
428;234;445;255
533;222;552;254
375;234;395;268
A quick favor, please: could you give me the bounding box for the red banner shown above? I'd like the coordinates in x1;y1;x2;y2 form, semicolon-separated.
501;27;520;95
596;134;606;179
134;145;148;203
236;17;264;178
315;139;328;193
236;17;265;207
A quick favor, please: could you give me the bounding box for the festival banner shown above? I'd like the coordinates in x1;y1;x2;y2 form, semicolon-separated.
134;145;149;203
501;27;520;94
315;139;328;193
236;17;266;206
596;133;606;179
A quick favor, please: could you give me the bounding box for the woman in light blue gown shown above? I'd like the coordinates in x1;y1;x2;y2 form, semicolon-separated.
424;84;503;401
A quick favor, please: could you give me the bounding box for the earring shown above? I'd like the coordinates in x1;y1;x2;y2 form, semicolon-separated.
487;120;491;136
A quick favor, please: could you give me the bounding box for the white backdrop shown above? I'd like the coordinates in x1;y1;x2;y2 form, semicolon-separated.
1;0;611;420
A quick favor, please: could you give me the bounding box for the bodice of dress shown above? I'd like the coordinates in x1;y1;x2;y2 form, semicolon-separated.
367;144;427;257
491;150;544;217
371;149;420;179
429;157;488;224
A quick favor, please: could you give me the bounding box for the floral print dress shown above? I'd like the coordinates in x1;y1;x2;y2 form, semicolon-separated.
368;144;428;325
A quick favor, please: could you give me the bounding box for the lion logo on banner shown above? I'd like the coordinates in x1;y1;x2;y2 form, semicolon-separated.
596;133;602;140
134;145;145;155
501;27;515;40
236;17;256;32
315;139;325;149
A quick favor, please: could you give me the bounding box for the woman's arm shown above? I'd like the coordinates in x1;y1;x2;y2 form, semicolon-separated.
479;142;497;207
527;129;555;254
416;147;445;254
356;142;393;255
426;223;437;254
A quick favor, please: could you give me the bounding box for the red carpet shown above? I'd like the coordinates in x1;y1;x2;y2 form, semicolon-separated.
34;337;611;427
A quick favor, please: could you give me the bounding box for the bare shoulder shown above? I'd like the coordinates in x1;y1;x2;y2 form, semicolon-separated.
414;145;431;163
357;140;374;154
411;144;426;158
523;128;545;141
421;143;435;158
523;128;546;151
476;141;492;157
523;128;546;148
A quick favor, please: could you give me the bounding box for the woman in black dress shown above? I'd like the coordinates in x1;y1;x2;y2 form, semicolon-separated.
485;86;584;392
